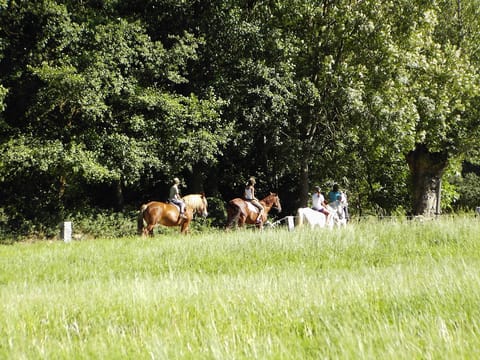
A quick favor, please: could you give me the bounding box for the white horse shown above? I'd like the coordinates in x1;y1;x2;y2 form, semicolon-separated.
296;202;347;229
296;208;331;229
327;200;348;227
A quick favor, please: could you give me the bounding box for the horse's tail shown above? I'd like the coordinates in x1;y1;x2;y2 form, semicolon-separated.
137;204;148;235
225;200;241;229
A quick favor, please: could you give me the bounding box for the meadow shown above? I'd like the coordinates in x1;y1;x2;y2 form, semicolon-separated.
1;217;480;359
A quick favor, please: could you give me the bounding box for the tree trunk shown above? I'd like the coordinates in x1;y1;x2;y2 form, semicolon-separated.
406;144;448;216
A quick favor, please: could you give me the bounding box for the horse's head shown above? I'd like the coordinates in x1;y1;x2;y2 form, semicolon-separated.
199;194;208;217
274;193;282;213
266;192;282;213
183;194;208;217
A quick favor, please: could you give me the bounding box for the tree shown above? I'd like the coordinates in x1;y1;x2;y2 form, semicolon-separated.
0;0;231;231
1;0;479;235
221;0;415;212
400;2;479;215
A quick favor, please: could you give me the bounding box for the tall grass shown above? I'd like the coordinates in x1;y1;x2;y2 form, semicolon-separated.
1;217;480;359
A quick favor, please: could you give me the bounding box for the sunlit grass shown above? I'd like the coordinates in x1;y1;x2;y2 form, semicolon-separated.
1;217;480;359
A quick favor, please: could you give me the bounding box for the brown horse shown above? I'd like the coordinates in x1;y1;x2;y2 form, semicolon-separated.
226;192;282;229
137;194;208;236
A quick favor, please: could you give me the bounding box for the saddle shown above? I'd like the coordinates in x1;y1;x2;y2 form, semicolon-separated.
245;201;259;213
166;199;182;212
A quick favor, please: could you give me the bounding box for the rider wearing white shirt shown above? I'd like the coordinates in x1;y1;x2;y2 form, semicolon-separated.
312;186;330;217
244;177;264;224
169;177;187;220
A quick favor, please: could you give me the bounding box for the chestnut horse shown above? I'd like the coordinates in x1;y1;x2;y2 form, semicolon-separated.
226;192;282;229
137;193;208;236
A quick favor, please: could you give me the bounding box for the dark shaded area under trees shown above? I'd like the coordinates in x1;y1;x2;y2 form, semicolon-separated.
0;0;479;238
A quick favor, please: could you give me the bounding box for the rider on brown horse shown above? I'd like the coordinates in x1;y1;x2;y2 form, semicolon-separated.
169;177;187;220
244;177;264;224
226;192;281;229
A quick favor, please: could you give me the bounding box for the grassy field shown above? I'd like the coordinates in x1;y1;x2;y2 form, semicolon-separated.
1;217;480;359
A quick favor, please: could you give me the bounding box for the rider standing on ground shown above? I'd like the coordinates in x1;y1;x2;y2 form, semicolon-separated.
169;177;187;220
244;177;264;224
312;186;330;217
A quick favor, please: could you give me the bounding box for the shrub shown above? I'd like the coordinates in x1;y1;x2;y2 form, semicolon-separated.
68;208;137;239
452;172;480;210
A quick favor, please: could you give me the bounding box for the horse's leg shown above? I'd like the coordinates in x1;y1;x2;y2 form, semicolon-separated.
226;204;242;229
138;206;147;236
143;218;155;236
225;208;235;229
238;214;246;227
225;215;233;229
180;220;190;234
331;214;338;229
144;223;155;237
324;213;330;228
140;220;150;237
258;219;264;230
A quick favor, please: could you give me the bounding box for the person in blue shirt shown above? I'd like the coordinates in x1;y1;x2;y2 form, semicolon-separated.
328;183;350;222
328;184;342;203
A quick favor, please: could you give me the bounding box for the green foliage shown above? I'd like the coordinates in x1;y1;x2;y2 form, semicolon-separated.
1;0;480;234
0;0;232;232
0;136;116;182
0;85;6;112
0;135;118;234
67;209;137;239
451;172;480;210
204;196;227;228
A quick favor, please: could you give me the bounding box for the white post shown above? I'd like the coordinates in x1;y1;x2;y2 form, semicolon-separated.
61;221;72;243
287;216;294;231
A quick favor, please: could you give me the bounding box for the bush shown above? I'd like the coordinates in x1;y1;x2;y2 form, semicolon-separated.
452;172;480;210
205;196;227;228
68;208;138;239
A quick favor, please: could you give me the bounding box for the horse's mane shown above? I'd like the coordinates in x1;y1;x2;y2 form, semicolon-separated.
183;194;207;211
261;192;278;204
